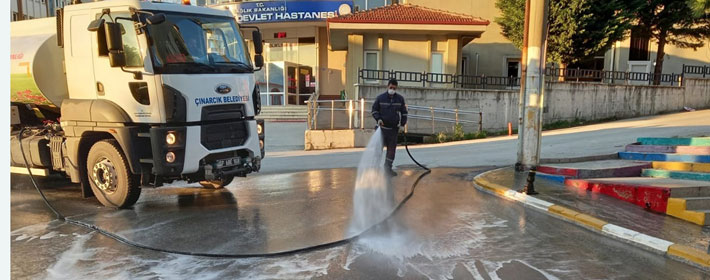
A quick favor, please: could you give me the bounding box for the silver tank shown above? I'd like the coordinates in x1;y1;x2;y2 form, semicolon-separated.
10;18;68;107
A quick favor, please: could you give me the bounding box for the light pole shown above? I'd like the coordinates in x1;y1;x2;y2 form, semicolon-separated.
516;0;549;173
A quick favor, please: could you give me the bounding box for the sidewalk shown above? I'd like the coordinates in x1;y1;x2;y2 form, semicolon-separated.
474;167;710;269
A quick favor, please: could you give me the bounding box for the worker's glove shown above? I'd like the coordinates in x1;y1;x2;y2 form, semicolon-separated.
377;119;384;127
399;126;405;133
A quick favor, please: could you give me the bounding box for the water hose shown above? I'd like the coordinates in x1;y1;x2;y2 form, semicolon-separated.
17;126;431;258
403;131;431;171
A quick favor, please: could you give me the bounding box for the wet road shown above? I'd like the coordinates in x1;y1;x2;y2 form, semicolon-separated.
11;168;708;279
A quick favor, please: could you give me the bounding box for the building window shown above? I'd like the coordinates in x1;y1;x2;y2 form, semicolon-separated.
461;56;469;76
364;50;380;83
364;51;379;70
506;59;520;78
629;28;650;61
430;52;444;74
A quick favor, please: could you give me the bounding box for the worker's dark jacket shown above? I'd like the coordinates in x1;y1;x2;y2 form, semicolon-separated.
372;92;408;128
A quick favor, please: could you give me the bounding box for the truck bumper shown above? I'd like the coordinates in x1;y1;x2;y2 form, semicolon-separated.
150;119;262;181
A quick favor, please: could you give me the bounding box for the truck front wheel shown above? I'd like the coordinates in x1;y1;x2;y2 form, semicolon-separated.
86;140;141;208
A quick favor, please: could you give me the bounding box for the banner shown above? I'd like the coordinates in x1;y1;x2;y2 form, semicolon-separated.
229;0;354;24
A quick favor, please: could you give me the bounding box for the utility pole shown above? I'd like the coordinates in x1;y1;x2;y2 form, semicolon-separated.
516;0;549;171
17;0;24;21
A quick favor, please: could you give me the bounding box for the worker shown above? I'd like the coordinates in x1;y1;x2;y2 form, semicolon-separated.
372;79;408;176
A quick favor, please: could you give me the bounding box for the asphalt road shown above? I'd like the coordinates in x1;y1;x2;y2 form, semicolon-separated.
11;168;708;279
10;111;710;279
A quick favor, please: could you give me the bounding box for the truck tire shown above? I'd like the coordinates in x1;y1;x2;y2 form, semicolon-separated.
86;139;141;208
199;176;234;189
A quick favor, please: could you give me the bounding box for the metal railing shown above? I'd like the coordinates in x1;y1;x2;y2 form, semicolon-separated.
683;64;710;77
305;99;483;134
358;64;710;88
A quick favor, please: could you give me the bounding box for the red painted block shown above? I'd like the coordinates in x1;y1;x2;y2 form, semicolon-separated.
564;179;671;213
538;166;579;177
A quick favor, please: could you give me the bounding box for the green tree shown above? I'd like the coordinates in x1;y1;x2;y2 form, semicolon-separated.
495;0;636;66
634;0;710;84
688;0;710;17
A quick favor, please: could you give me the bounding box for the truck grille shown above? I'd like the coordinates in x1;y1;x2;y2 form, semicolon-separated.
201;120;248;150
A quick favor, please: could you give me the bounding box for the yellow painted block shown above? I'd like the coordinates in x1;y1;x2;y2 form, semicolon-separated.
548;205;580;220
666;198;707;226
474;177;509;195
668;244;710;267
573;213;608;231
652;161;710;173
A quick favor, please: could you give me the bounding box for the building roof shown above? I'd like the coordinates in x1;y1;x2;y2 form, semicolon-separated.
327;4;489;26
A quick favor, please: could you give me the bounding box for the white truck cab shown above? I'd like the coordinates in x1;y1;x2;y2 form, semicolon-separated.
10;0;266;208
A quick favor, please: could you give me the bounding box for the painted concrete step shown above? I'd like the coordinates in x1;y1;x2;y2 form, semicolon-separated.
538;160;650;179
565;177;710;213
682;197;710;211
625;144;710;155
637;137;710;146
618;152;710;163
642;169;710;182
652;161;710;173
666;198;710;226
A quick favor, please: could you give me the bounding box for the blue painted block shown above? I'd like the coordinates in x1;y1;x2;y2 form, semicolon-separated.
619;152;710;163
642;169;710;182
536;172;567;184
637;137;710;146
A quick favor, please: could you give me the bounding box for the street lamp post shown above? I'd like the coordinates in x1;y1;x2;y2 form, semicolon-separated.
516;0;549;174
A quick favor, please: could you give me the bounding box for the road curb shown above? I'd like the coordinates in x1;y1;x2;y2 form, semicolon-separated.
473;167;710;271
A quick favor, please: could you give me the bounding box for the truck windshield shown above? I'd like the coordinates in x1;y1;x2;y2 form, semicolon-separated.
145;12;252;74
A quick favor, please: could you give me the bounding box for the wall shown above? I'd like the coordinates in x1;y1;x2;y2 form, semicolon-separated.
357;78;710;134
318;27;348;98
605;37;710;74
404;0;521;77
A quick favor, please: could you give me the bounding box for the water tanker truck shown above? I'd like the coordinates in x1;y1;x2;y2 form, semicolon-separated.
10;0;266;208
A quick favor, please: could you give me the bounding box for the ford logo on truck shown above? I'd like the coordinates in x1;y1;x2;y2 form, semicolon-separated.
215;84;231;94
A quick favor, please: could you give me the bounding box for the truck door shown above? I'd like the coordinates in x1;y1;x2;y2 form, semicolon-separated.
90;8;163;124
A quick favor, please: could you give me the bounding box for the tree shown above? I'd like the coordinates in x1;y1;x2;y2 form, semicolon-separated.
689;0;710;17
634;0;710;84
495;0;637;67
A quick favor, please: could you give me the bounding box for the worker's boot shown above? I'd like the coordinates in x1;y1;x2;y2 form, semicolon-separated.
386;168;398;177
385;162;397;176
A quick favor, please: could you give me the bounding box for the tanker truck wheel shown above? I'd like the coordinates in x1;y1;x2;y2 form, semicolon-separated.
86;140;141;208
199;176;234;189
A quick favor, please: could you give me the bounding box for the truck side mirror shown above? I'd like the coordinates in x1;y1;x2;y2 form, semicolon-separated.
146;13;165;25
254;54;264;69
252;30;263;55
104;22;126;68
87;18;105;31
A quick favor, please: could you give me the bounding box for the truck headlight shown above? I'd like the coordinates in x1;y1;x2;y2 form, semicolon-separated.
166;132;177;145
257;123;263;135
166;151;176;163
259;140;264;149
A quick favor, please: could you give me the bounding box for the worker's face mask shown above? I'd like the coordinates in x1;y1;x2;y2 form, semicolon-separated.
387;88;396;95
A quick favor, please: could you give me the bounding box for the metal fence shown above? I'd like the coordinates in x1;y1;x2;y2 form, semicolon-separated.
305;99;482;134
358;64;710;89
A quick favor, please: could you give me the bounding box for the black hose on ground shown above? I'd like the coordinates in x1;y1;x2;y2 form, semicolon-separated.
402;132;431;171
17;127;431;258
18;127;65;221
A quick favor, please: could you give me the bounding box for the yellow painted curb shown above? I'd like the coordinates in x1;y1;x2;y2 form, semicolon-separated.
668;244;710;267
473;177;508;196
548;205;580;220
652;162;710;173
666;198;707;226
573;213;608;231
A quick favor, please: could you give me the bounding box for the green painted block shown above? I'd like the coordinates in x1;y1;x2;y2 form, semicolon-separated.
642;169;710;182
637;137;710;147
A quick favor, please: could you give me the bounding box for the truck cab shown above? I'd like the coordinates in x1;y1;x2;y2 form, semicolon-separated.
10;0;265;208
